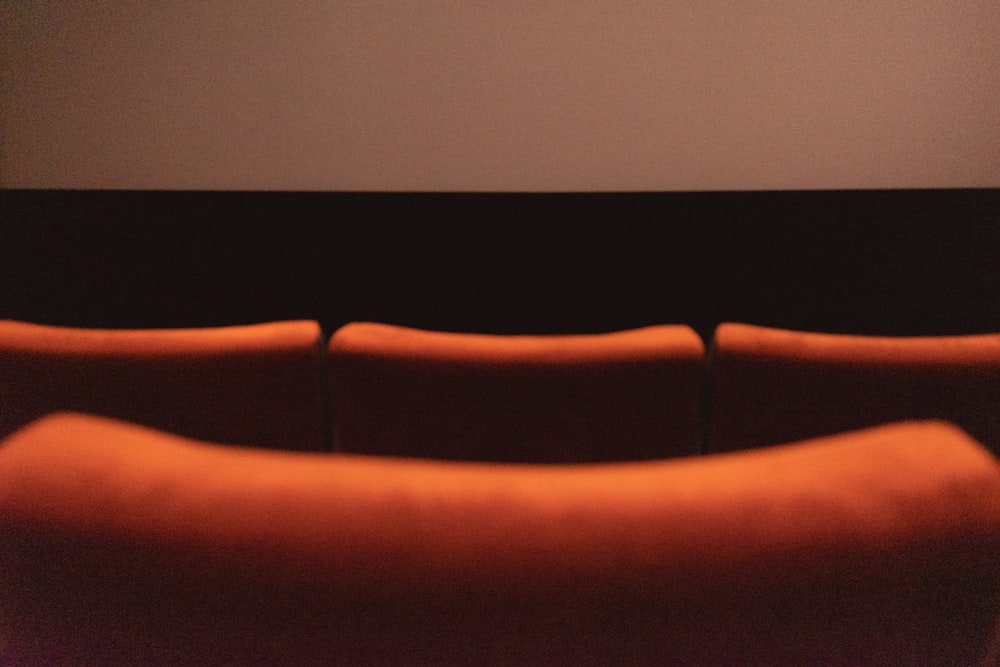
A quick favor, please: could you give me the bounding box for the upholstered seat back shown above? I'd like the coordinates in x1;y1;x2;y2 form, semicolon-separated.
328;322;705;462
706;322;1000;455
0;320;327;451
2;413;998;665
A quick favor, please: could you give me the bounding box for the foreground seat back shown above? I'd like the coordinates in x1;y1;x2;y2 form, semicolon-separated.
0;320;327;451
1;413;998;665
327;322;705;462
706;322;1000;454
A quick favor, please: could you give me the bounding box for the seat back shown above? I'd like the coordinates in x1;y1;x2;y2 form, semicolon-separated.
706;322;1000;454
327;322;705;461
0;320;327;451
1;413;998;665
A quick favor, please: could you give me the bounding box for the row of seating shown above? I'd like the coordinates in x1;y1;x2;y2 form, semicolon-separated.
2;318;998;459
1;317;1000;664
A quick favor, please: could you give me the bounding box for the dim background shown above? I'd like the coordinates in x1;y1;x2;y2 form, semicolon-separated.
1;2;998;338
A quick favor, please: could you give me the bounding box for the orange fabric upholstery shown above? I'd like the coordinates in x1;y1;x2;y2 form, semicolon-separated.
706;322;1000;454
327;322;705;462
0;320;327;451
2;413;998;665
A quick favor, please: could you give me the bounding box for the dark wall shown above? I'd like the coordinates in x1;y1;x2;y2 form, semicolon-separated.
2;189;998;341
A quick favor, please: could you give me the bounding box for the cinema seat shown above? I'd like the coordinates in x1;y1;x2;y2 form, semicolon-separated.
327;322;706;462
0;320;327;451
706;322;1000;455
1;413;998;665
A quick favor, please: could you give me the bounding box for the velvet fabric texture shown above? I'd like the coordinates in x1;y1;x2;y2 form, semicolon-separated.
0;320;327;451
706;322;1000;455
1;413;998;665
328;322;705;462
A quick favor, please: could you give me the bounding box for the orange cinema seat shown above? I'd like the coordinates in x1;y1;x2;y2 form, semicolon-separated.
0;320;327;451
706;322;1000;455
1;413;998;664
327;322;706;462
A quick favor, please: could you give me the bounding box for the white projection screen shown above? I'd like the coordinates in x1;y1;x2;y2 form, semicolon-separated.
2;1;998;191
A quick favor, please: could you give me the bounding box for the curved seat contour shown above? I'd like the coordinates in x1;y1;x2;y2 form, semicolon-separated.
1;413;998;665
706;322;1000;454
0;319;327;451
327;322;706;462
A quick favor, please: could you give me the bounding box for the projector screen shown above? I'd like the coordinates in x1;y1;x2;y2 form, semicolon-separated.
2;1;998;191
